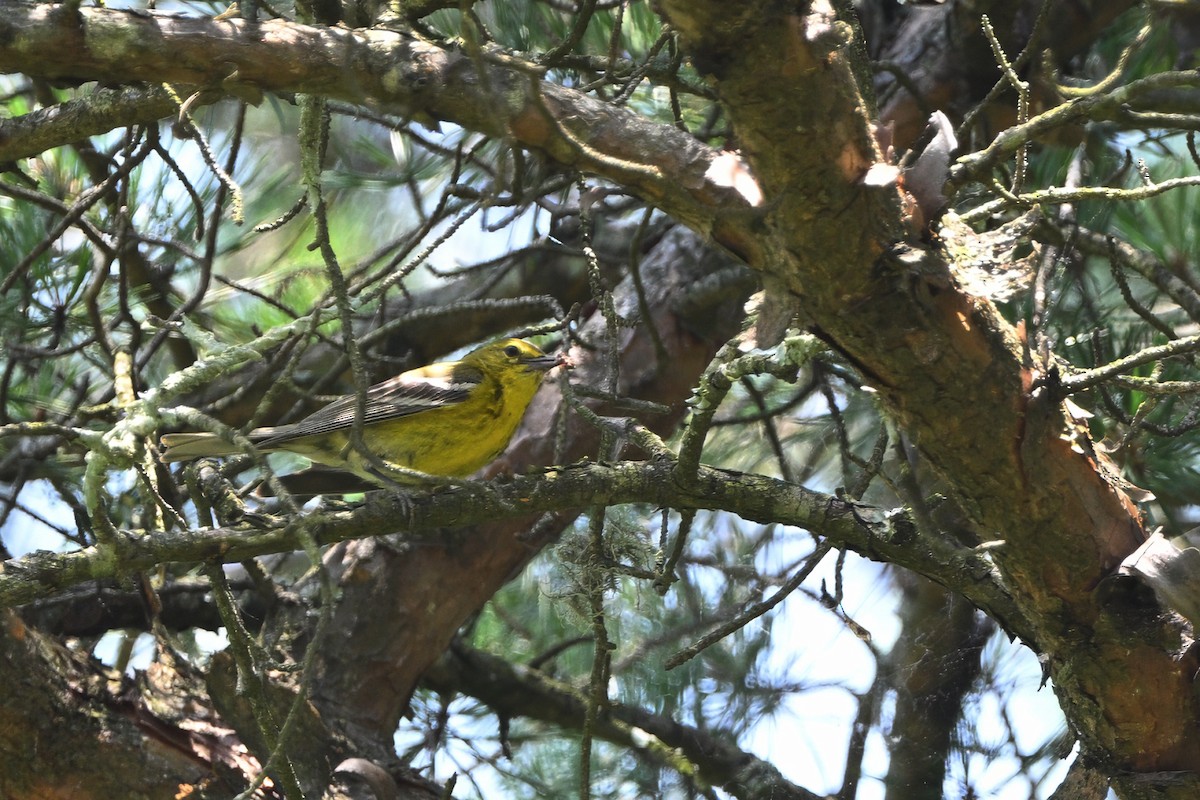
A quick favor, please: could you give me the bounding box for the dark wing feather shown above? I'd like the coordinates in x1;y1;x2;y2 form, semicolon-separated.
257;371;478;447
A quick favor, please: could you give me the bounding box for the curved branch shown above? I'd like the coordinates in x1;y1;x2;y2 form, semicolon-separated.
1;460;1026;637
0;4;762;261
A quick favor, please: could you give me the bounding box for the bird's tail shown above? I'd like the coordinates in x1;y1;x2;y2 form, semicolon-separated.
159;432;243;462
159;429;285;462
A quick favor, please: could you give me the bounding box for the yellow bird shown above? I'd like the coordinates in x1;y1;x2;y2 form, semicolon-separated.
160;338;566;483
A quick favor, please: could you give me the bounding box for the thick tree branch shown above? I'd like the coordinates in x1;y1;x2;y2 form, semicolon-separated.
0;611;250;799
424;641;824;800
2;460;1026;637
0;4;762;261
658;0;1198;787
0;84;186;162
882;574;991;798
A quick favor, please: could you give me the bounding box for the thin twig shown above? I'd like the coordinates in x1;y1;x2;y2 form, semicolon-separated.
664;541;834;670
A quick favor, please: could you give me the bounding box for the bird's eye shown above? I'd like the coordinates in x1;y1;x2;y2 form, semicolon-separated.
504;344;520;358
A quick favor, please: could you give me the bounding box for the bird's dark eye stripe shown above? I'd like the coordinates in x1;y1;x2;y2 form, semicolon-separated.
504;345;520;357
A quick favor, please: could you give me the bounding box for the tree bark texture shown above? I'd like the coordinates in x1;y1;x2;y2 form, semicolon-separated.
656;5;1197;796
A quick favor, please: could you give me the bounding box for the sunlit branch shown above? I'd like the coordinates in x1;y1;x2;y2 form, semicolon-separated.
952;70;1200;186
1058;334;1200;394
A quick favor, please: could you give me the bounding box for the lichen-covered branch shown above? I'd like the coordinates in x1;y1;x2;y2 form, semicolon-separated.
0;460;1026;636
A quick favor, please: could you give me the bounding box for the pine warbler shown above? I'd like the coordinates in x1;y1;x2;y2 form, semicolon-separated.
161;338;566;483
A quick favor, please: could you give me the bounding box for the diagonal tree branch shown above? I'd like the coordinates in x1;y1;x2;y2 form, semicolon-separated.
0;4;762;261
423;640;826;800
657;0;1197;789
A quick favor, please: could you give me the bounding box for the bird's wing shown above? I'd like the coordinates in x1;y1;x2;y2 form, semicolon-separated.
256;365;481;446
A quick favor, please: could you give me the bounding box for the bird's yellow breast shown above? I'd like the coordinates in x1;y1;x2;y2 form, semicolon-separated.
288;371;540;479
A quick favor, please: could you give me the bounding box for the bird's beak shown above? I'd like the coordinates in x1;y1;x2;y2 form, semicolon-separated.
523;352;572;373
